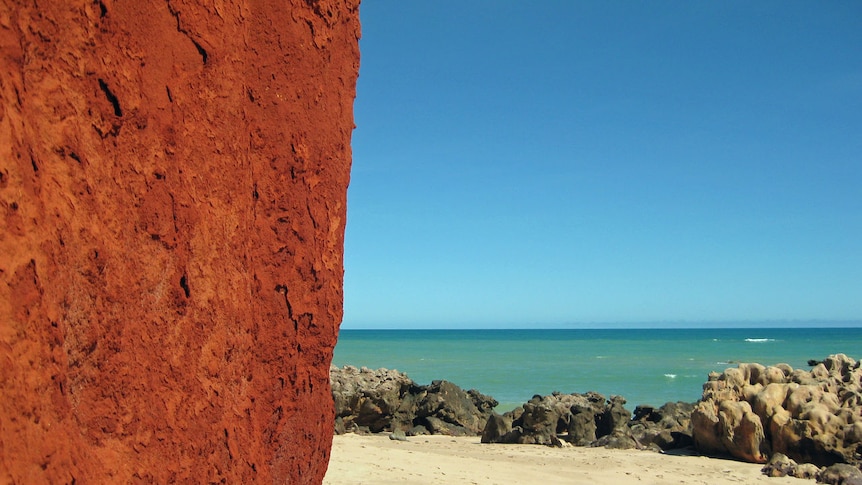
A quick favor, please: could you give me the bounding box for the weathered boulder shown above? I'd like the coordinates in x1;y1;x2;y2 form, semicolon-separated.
762;452;798;478
331;366;498;436
517;394;573;445
691;399;727;455
718;400;770;463
568;403;600;445
629;401;694;451
482;413;521;444
481;391;642;448
819;464;862;485
331;366;416;433
480;391;698;452
694;354;862;470
761;453;822;479
1;1;359;483
415;380;498;435
600;395;633;436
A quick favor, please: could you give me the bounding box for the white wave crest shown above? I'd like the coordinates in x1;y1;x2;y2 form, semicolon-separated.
745;338;775;343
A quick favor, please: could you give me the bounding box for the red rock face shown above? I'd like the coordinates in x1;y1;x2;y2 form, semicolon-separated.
0;1;359;483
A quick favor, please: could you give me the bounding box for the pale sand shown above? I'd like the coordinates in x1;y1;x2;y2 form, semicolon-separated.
323;434;803;485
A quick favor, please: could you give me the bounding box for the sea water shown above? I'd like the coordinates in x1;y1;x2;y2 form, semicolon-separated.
332;327;862;411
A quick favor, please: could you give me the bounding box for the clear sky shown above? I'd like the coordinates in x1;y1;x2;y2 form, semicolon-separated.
342;1;862;329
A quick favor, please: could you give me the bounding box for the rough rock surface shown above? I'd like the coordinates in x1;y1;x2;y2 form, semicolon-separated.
693;355;862;469
481;392;610;446
331;366;498;436
629;402;695;451
0;1;359;483
482;392;694;451
819;464;862;485
481;391;693;451
761;453;822;480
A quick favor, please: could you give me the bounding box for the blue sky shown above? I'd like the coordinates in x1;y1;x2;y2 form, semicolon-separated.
342;1;862;329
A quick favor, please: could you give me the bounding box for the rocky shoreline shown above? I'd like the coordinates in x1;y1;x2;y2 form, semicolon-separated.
331;365;497;436
331;354;862;484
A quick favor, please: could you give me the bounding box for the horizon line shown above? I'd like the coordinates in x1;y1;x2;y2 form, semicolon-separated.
340;319;862;331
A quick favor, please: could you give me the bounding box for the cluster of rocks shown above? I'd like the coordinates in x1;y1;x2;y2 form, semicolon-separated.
330;365;693;450
480;392;694;451
330;365;497;436
332;354;862;483
692;354;862;479
762;453;862;483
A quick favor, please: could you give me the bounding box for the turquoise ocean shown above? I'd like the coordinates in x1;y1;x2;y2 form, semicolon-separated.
332;327;862;411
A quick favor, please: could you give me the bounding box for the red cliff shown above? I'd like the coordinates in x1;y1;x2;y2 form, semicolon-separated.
0;1;359;482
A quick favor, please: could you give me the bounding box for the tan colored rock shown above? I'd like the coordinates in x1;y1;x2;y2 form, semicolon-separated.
742;382;764;403
692;400;728;456
785;385;824;415
752;383;794;422
812;363;830;380
717;400;769;463
844;422;862;444
694;355;862;469
823;354;858;377
769;409;796;452
739;363;766;386
760;366;790;386
723;367;747;388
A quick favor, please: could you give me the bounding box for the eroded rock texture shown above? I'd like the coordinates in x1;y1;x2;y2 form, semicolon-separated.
693;354;862;467
481;392;628;447
0;1;359;483
331;366;499;436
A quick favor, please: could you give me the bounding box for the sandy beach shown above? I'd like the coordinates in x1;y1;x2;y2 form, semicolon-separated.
323;434;802;485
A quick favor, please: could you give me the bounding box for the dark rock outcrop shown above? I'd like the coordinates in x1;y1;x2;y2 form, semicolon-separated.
0;2;359;483
693;354;862;469
331;366;498;436
481;392;693;450
629;402;695;451
481;391;691;450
